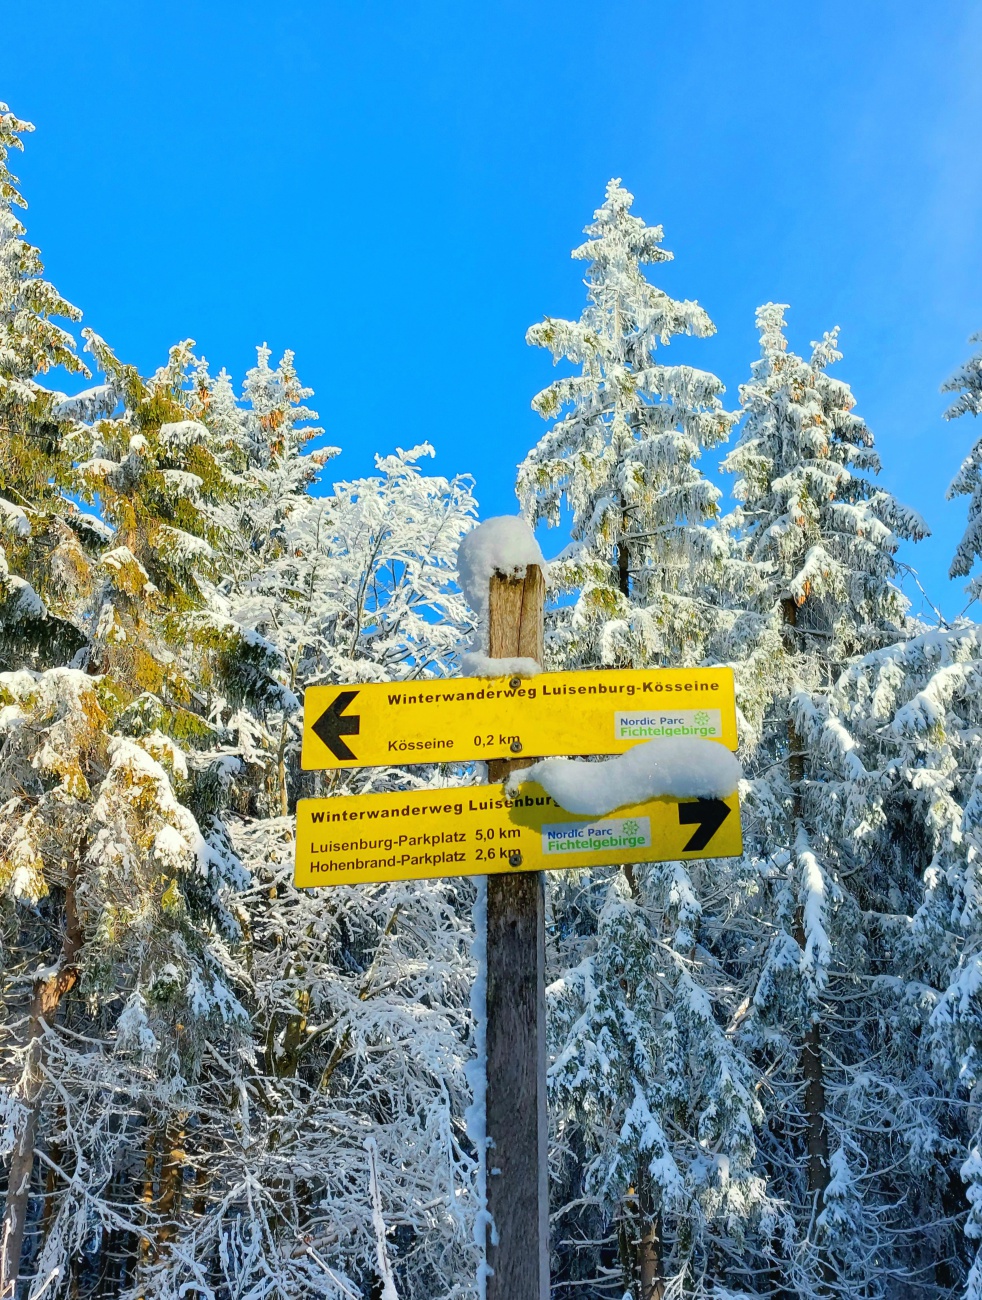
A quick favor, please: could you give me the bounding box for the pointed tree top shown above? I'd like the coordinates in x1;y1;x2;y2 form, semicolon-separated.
572;177;673;267
754;302;791;359
942;331;982;422
810;327;844;373
0;102;33;210
0;102;85;381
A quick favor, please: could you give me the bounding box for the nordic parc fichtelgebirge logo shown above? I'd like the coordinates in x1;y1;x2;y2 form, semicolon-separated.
541;816;653;855
614;708;722;740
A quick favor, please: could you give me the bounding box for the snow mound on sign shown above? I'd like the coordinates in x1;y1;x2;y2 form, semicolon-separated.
509;738;743;816
460;650;542;678
457;516;545;618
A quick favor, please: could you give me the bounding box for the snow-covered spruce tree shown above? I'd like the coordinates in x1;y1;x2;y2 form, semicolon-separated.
135;443;483;1300
222;441;476;806
0;102;113;667
203;342;331;583
73;334;233;668
0;669;253;1300
783;623;982;1296
517;182;774;1299
518;178;739;670
721;304;931;1294
0;336;286;1299
182;343;336;818
545;857;776;1298
944;331;982;594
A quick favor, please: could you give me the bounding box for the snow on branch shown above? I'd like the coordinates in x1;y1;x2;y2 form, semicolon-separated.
795;827;833;998
52;383;119;422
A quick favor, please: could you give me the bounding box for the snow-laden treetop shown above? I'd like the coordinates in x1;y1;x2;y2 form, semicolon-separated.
517;179;735;670
724;302;928;662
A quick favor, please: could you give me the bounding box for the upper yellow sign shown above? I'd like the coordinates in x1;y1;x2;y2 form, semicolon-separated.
294;780;742;888
302;666;736;769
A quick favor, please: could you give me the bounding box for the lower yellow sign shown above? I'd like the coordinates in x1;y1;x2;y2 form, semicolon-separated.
294;782;742;887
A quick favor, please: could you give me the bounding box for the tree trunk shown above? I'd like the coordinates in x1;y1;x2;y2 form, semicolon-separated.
278;989;311;1078
92;1162;127;1300
800;1018;829;1206
619;879;665;1300
153;1117;186;1255
781;597;804;808
136;1125;158;1277
618;496;631;598
38;1108;64;1245
0;874;83;1300
276;716;290;817
782;597;831;1266
620;711;665;1297
637;1220;664;1300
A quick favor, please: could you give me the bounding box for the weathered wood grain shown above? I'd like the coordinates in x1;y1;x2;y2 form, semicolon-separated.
484;565;549;1300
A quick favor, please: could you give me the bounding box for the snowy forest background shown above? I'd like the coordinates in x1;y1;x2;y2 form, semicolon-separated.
4;90;982;1299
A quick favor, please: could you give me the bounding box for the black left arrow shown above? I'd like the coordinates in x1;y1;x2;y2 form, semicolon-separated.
312;690;361;761
678;798;731;852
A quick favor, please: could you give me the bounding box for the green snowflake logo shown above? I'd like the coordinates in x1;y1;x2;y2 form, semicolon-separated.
693;710;709;726
623;819;640;836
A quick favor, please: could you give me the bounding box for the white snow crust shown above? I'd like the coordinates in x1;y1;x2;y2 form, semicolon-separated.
0;497;31;537
367;1139;401;1300
509;737;742;815
52;383;118;421
460;650;541;678
159;419;208;448
457;516;544;617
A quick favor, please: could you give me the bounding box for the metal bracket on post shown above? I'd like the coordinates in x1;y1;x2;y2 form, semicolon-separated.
484;564;549;1300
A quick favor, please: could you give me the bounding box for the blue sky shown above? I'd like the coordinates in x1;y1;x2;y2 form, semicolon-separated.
3;0;981;620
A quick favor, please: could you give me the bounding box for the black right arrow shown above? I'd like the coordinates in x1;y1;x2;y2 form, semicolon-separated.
678;798;731;852
312;690;361;761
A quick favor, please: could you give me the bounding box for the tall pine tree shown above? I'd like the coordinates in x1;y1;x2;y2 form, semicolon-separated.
0;102;106;666
518;183;771;1300
518;178;737;669
723;303;930;1296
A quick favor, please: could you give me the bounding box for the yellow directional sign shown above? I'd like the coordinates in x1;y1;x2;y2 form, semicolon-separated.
302;666;736;770
294;780;742;887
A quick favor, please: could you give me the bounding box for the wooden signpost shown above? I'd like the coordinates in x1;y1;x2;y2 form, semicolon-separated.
294;564;743;1300
483;564;549;1300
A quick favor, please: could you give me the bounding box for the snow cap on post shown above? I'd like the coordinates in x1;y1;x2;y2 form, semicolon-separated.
457;516;545;619
458;516;546;674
